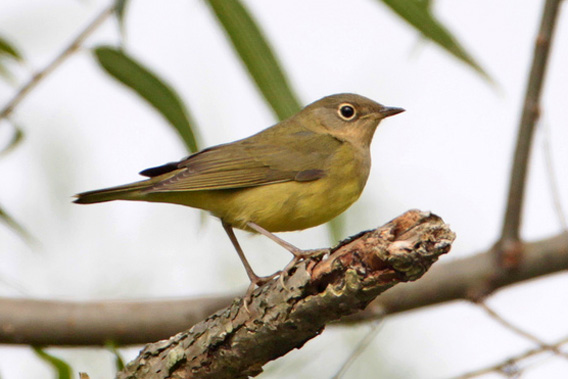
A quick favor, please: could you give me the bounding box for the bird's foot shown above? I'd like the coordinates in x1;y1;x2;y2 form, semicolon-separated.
242;270;282;313
279;248;330;290
240;245;330;312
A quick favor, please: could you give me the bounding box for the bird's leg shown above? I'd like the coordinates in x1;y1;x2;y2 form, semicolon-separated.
222;221;280;307
247;222;329;287
247;222;303;256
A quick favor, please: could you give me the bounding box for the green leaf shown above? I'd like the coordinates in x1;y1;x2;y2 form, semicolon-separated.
105;341;125;371
0;204;33;243
32;347;72;379
0;35;23;83
0;34;23;61
381;0;491;81
0;61;15;84
0;124;24;156
93;46;199;152
206;0;301;120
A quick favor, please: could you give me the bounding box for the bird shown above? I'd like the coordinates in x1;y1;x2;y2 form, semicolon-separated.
74;93;404;294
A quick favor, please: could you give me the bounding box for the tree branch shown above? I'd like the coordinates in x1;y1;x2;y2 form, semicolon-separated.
498;0;562;258
351;231;568;320
0;1;115;121
1;232;566;346
115;210;454;378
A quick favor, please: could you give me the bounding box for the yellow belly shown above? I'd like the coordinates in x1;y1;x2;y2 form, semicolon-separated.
145;145;370;232
215;177;361;232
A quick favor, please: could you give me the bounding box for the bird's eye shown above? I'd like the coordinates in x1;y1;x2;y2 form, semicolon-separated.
338;104;356;120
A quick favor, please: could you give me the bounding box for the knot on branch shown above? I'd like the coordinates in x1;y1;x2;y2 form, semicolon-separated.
310;210;454;287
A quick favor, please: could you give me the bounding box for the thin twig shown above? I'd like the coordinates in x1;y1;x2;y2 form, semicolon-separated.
542;120;568;232
0;1;116;121
478;302;568;359
331;318;385;379
499;0;562;247
452;336;568;379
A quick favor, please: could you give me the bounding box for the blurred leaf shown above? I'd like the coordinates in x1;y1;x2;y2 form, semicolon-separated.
328;215;346;245
0;204;33;243
0;35;23;83
0;61;14;83
105;341;125;371
115;0;129;42
381;0;491;81
0;124;24;156
32;347;72;379
93;46;199;152
0;34;23;61
206;0;301;120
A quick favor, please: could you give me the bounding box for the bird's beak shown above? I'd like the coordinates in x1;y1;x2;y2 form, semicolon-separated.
380;106;405;118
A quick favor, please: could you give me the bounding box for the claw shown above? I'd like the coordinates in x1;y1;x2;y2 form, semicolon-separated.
279;256;299;291
242;270;281;313
278;248;330;291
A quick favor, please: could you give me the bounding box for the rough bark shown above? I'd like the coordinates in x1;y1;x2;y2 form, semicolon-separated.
117;210;454;379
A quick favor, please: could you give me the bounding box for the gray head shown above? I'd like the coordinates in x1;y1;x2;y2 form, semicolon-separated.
297;93;404;146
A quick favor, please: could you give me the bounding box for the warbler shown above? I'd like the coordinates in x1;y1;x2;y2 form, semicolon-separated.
75;93;404;289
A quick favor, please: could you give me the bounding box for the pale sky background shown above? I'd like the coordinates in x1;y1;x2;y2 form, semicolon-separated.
0;0;567;378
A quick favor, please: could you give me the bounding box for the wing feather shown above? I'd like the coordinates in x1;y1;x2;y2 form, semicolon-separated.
143;128;341;192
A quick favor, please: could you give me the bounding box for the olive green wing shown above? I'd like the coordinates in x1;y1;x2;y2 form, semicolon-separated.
143;131;342;192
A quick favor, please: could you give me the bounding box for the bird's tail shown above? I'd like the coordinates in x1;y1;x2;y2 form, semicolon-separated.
74;181;150;204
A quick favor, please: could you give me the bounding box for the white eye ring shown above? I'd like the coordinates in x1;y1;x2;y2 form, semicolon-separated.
338;103;356;121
